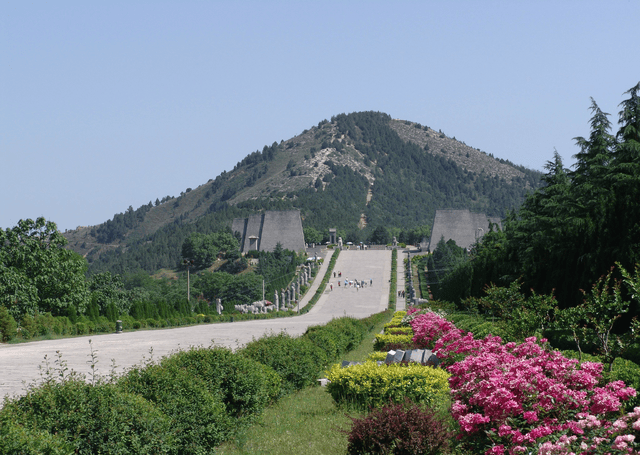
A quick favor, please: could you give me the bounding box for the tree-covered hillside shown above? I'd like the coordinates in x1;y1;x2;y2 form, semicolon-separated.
62;111;542;276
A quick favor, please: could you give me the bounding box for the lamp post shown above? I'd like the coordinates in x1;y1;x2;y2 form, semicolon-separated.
182;259;194;302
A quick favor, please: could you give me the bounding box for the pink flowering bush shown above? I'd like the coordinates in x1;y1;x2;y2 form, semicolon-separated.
409;310;640;454
409;309;457;350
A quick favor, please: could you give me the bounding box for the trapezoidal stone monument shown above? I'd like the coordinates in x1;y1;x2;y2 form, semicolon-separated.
232;210;306;254
428;209;502;251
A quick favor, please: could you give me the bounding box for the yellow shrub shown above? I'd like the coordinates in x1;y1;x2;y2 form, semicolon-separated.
325;361;450;410
374;333;413;351
384;326;413;335
366;351;388;362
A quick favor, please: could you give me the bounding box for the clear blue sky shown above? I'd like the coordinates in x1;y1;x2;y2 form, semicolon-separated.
2;1;639;232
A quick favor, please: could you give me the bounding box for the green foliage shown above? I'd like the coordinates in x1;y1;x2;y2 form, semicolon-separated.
604;357;640;411
461;280;555;342
304;316;369;361
88;271;130;316
181;230;238;269
0;305;17;342
303;226;324;244
0;413;73;454
255;246;302;297
426;237;468;301
119;361;233;452
389;249;397;310
159;346;282;422
457;83;640;309
240;331;328;394
2;378;176;454
374;334;414;351
0;218;89;318
195;270;263;306
384;326;413;335
325;361;451;410
555;265;640;370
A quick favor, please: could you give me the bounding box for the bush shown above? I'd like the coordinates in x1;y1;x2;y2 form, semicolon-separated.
160;346;282;422
74;322;87;335
0;412;74;454
366;352;388;362
374;334;414;351
1;378;175;454
384;327;413;336
346;400;453;455
0;305;17;342
304;317;368;360
119;361;232;451
325;361;451;410
240;331;328;393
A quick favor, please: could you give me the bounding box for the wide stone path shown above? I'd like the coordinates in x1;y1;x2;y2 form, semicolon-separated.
0;249;394;402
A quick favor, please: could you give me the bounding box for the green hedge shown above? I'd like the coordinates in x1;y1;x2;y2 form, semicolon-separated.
389;249;397;310
160;346;282;422
119;361;232;451
2;379;175;454
304;316;369;360
325;361;451;410
240;331;328;394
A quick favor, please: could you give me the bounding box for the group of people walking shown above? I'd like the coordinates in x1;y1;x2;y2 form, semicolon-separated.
331;271;372;291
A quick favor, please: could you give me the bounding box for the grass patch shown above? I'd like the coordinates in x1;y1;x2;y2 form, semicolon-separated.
216;386;357;455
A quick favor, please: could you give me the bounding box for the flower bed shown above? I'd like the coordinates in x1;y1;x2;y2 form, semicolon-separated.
408;308;640;454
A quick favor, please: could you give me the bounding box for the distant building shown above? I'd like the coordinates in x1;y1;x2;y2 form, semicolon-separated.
232;210;305;253
428;209;501;251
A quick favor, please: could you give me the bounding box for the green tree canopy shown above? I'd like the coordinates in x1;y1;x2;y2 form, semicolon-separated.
181;231;239;269
0;218;89;318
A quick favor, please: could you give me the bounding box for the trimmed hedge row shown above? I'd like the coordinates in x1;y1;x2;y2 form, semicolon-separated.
240;313;387;394
389;249;397;310
325;361;451;410
374;333;414;351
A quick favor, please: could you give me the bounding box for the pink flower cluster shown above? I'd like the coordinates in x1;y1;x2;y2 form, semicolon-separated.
408;309;458;349
409;310;640;454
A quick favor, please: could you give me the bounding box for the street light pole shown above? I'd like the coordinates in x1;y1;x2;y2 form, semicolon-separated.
182;259;194;302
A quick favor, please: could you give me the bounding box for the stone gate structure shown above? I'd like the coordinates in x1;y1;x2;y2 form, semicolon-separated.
232;210;305;253
428;209;502;251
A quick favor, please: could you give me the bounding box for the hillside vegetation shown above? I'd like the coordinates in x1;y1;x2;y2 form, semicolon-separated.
61;111;542;275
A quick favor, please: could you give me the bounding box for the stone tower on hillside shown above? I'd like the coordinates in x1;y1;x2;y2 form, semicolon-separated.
232;210;305;253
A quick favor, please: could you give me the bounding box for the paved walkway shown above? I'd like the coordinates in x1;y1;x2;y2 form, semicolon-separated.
0;249;394;402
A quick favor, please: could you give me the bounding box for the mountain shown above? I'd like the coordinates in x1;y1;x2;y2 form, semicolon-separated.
63;111;543;275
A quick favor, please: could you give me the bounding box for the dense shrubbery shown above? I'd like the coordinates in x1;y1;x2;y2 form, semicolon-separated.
0;311;387;452
240;331;328;394
2;378;175;454
160;346;282;422
119;359;233;451
304;315;368;360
